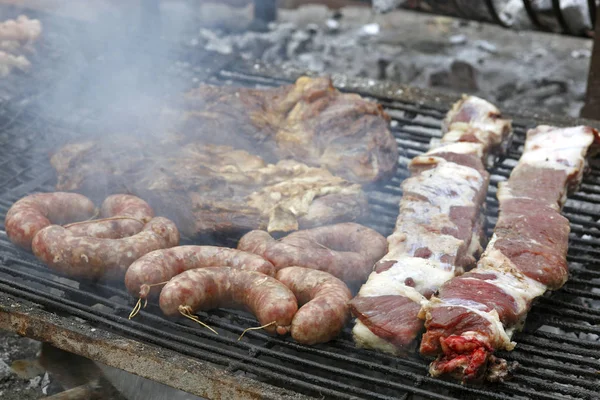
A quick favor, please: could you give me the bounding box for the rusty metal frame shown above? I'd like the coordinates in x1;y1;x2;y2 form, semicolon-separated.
581;5;600;119
0;292;312;400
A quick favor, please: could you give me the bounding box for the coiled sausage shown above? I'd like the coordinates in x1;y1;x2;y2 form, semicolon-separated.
66;194;154;239
125;246;276;299
238;223;388;285
159;267;297;335
5;192;96;251
31;217;180;280
276;267;352;345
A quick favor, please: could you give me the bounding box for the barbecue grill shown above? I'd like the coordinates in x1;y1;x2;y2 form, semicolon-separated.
1;5;600;400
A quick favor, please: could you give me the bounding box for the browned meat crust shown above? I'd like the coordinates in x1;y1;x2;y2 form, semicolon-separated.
178;76;398;184
50;141;368;237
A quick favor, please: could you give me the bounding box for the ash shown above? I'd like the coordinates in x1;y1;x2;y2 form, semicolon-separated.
0;332;42;400
192;5;591;117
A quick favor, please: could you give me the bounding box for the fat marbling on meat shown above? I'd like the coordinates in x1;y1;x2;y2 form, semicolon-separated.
420;125;600;382
350;96;512;355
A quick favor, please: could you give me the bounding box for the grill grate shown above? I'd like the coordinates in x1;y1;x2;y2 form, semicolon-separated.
1;69;600;400
0;17;599;396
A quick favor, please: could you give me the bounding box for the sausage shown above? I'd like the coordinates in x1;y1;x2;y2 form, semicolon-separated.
99;194;154;222
5;192;96;251
66;194;154;239
159;267;297;335
238;223;388;285
276;267;352;345
125;246;276;299
31;217;180;280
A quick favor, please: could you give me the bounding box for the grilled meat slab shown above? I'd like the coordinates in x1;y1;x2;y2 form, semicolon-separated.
350;96;512;355
51;140;368;237
178;76;398;184
420;125;600;382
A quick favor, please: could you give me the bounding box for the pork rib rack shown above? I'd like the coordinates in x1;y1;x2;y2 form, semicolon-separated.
419;125;600;382
350;96;512;354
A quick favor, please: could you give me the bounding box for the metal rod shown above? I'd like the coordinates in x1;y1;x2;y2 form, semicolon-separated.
485;0;510;27
581;4;600;118
589;0;597;29
522;0;550;30
552;0;573;33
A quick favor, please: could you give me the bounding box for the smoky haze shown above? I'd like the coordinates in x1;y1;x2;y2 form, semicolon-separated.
13;2;379;243
37;1;199;139
21;1;222;234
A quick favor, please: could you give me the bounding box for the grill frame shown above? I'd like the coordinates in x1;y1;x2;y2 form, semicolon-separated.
1;42;600;400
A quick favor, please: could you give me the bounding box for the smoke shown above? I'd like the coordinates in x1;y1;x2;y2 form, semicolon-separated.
34;1;199;140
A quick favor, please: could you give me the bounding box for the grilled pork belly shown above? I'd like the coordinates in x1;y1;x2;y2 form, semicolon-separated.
420;125;600;382
51;140;367;238
350;96;512;355
439;95;513;166
178;76;398;184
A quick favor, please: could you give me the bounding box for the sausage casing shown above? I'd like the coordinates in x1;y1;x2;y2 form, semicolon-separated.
125;246;276;298
159;267;297;335
238;223;388;285
31;217;180;279
276;267;352;344
66;194;154;239
5;192;96;251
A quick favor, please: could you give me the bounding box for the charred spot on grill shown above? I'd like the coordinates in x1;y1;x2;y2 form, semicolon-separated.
486;356;518;383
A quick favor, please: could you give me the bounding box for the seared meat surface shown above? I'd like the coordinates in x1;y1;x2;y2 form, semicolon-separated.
49;77;395;237
178;76;398;184
51;140;368;237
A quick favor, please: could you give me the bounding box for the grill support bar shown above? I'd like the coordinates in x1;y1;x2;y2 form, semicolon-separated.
581;5;600;119
0;293;309;400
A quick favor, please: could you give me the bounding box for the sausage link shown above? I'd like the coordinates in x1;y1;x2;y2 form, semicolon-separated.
238;223;388;285
5;192;96;251
31;217;180;280
99;194;154;222
276;267;352;344
66;194;154;239
125;246;276;298
159;267;297;335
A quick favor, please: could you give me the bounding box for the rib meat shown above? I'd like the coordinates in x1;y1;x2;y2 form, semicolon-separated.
350;96;512;355
420;125;600;382
51;140;367;237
